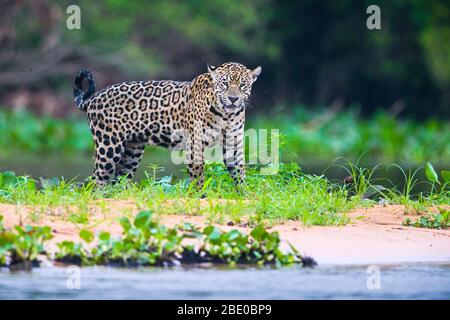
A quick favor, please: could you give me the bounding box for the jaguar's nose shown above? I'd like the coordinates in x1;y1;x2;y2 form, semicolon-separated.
228;96;239;104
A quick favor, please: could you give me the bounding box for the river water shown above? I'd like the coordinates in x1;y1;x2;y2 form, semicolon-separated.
1;263;449;299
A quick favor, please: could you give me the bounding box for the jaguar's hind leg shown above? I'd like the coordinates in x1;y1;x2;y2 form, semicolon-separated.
115;141;146;180
93;135;125;186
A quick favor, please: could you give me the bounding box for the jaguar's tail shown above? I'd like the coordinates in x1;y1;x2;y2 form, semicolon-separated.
74;69;95;112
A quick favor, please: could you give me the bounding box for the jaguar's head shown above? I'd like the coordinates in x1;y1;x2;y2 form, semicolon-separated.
208;62;261;113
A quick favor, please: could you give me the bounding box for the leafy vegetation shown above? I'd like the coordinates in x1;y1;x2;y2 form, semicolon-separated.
403;208;450;230
0;216;53;270
0;111;91;155
57;210;312;267
252;109;450;164
1;211;314;270
1;109;449;165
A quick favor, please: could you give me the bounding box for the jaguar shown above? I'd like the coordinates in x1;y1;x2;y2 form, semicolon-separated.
73;62;261;188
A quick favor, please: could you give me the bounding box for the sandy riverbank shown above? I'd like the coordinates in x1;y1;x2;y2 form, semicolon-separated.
1;202;449;265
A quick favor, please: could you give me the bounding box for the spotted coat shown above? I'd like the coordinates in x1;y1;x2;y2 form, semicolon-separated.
73;62;261;187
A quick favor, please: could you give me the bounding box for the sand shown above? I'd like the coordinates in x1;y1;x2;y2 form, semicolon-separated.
1;201;449;265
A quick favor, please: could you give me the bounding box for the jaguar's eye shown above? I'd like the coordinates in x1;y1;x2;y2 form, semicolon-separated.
240;84;249;92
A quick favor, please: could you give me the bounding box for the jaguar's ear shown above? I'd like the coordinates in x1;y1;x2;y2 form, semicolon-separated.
207;63;217;81
250;66;262;81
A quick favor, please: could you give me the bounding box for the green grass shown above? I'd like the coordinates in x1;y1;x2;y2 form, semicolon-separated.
0;163;356;226
0;162;448;227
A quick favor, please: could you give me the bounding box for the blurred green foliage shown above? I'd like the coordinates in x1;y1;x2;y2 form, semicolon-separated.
61;0;273;54
0;109;448;164
56;0;273;76
0;111;91;153
4;0;449;117
251;108;450;163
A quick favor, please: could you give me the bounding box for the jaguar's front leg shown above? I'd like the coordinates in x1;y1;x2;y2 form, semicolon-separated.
185;131;205;190
223;129;246;186
187;162;205;189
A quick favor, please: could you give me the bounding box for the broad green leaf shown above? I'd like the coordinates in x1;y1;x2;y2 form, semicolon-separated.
99;231;110;241
119;217;132;232
208;230;221;243
250;225;267;241
134;211;152;228
425;162;440;184
441;170;450;183
2;171;17;186
226;229;241;241
204;226;221;243
203;225;215;235
79;229;94;243
14;225;27;236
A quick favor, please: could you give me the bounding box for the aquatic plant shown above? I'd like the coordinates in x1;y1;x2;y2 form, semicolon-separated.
0;217;53;270
55;211;312;267
3;210;312;269
0;216;7;266
55;240;89;266
198;224;300;265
